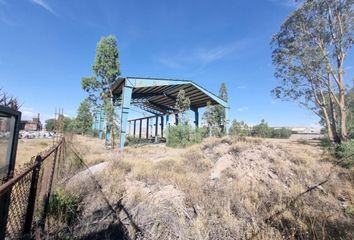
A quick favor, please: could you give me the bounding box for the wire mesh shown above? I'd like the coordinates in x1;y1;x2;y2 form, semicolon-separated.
1;139;64;239
5;170;32;239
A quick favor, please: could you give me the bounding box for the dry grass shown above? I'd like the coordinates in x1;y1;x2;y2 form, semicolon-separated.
59;135;354;239
15;138;53;168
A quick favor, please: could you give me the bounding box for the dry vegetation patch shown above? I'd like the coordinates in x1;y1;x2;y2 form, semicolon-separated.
57;135;353;239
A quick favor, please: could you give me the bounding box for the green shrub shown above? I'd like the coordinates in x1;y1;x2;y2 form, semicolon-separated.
48;189;81;225
271;128;292;139
336;140;354;168
167;124;205;148
229;120;251;137
252;119;273;138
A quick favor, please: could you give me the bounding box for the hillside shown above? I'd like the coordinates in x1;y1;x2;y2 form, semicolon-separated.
55;135;353;239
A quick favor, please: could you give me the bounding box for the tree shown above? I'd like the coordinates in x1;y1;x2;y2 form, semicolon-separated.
45;117;73;132
203;101;216;136
214;83;228;134
75;99;93;135
252;119;272;138
229;119;250;137
0;88;20;110
174;89;190;124
346;87;354;138
45;119;55;131
202;83;228;136
82;35;120;147
272;0;354;144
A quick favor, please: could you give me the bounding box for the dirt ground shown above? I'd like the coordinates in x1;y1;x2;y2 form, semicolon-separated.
52;135;354;239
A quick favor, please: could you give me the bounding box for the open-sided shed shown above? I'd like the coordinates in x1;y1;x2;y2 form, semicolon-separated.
112;77;229;149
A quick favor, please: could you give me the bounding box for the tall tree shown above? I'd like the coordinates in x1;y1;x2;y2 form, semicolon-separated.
203;101;216;136
214;83;228;134
175;89;191;124
202;83;228;136
75;99;93;135
272;0;353;143
81;35;120;147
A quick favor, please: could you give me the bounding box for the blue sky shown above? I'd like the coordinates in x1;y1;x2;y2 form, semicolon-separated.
0;0;353;127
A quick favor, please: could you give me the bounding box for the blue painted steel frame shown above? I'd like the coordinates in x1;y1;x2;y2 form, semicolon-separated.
119;79;133;149
118;77;230;149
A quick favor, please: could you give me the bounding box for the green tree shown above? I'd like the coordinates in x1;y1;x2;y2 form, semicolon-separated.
347;87;354;139
272;0;354;144
202;83;228;136
203;101;216;136
174;89;190;124
82;35;120;147
214;83;228;135
45;117;74;132
75;99;93;135
45;119;55;131
252;119;272;138
229;119;250;137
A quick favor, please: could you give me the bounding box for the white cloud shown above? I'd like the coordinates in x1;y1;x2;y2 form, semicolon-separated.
30;0;56;16
237;106;249;112
156;39;249;69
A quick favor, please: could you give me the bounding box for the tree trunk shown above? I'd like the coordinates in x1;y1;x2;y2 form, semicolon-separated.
338;70;348;141
328;87;341;144
321;106;336;143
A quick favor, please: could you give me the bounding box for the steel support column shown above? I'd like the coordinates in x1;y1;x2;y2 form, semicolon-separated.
146;118;149;139
139;119;142;139
155;116;158;142
160;116;164;138
120;83;133;149
133;120;136;137
193;108;199;127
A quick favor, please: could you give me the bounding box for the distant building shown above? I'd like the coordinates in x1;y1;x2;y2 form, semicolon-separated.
20;113;42;131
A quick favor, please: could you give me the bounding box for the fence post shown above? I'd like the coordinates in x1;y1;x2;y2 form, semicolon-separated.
22;155;42;238
38;146;58;235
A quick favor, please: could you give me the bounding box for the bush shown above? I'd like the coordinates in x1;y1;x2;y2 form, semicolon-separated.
48;189;81;225
167;124;206;148
229;120;251;137
336;140;354;168
271;128;292;139
252;119;273;138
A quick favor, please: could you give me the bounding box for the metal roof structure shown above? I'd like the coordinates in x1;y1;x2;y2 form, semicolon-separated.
111;77;229;149
112;77;229;115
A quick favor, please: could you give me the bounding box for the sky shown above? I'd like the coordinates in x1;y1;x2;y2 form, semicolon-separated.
0;0;353;127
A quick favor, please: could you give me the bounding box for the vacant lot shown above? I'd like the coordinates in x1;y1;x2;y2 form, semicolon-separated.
15;138;53;168
51;135;354;239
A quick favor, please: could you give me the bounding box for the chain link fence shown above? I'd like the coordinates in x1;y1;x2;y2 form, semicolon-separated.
0;138;65;239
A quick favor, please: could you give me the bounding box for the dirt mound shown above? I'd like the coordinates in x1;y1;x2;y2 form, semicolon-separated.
60;136;354;240
123;180;192;239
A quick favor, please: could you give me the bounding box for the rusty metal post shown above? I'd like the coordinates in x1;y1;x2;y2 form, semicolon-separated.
38;147;58;233
22;156;42;238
